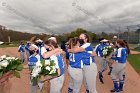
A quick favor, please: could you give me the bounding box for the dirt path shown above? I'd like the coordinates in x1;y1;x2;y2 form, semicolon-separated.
130;50;140;54
0;47;140;93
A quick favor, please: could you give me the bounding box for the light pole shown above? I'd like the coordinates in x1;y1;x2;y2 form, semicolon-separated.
137;24;140;44
126;26;130;44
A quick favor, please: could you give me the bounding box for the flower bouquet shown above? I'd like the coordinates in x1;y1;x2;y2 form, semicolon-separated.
31;59;58;82
0;55;23;85
102;46;113;61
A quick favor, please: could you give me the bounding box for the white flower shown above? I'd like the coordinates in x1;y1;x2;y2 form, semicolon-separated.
36;61;42;67
0;60;9;67
32;72;39;77
108;46;112;48
49;69;56;74
103;50;107;55
11;57;15;60
45;60;50;65
1;55;6;59
31;67;41;77
49;66;56;74
6;57;12;60
15;58;19;60
45;66;51;71
0;59;2;62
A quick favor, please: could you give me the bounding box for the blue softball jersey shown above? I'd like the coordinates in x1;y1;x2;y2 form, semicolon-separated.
69;52;84;68
49;55;64;76
18;45;25;52
28;54;40;68
81;43;95;65
95;44;107;57
56;55;64;76
112;47;127;63
25;44;30;51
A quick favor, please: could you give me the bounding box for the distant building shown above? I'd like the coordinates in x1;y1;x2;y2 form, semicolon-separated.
0;25;6;30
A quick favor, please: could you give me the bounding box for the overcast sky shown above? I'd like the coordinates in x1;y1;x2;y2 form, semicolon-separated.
0;0;140;34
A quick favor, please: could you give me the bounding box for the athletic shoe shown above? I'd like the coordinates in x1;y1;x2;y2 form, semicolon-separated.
110;89;120;92
68;88;73;93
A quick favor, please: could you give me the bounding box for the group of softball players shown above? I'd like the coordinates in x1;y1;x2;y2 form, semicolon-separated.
94;37;130;93
18;34;129;93
18;36;64;93
67;33;98;93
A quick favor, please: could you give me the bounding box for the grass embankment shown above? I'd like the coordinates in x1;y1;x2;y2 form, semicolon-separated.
127;54;140;75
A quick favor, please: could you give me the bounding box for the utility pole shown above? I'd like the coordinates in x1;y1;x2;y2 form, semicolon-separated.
126;26;130;44
8;36;10;44
117;26;121;39
137;24;140;44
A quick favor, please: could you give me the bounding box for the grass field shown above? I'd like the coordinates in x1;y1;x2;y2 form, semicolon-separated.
127;54;140;75
0;44;19;48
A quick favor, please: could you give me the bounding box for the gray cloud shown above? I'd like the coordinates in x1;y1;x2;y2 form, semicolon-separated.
0;0;140;34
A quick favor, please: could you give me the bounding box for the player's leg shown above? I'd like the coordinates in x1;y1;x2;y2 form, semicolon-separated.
30;76;38;93
68;66;74;93
50;75;64;93
68;76;73;93
20;52;24;62
110;63;120;92
107;61;113;75
83;63;98;93
68;66;83;93
118;64;126;91
98;57;104;84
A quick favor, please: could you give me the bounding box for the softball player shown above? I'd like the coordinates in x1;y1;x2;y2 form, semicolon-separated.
25;41;31;59
95;39;108;84
28;44;40;93
44;39;64;93
18;42;25;62
69;33;97;93
67;38;85;93
110;40;129;92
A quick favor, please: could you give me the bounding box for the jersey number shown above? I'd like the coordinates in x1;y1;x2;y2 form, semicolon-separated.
69;53;75;62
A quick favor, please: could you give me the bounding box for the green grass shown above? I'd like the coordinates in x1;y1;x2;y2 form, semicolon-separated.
127;54;140;75
0;44;19;48
129;44;138;49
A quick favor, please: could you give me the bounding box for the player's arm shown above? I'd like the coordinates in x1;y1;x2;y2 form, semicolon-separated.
68;43;90;53
90;51;97;57
68;47;85;53
42;48;63;58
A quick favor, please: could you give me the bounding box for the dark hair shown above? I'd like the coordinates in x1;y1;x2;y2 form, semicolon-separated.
99;38;104;42
123;40;130;54
44;39;58;48
83;33;90;42
20;42;24;45
117;40;126;47
68;37;79;49
117;39;130;54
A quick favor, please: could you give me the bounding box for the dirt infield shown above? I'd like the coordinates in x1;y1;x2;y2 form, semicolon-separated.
0;47;140;93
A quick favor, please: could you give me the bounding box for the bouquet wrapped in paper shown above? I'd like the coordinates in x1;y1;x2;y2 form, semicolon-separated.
0;55;23;85
31;59;58;82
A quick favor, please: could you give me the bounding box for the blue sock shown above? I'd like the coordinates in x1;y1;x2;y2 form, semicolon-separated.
119;80;124;91
114;81;119;92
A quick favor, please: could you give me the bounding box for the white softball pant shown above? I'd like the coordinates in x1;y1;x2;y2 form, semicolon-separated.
50;74;64;93
111;63;126;81
68;66;83;93
83;62;98;93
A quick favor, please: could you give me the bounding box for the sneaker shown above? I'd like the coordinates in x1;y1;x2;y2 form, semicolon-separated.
99;73;104;84
86;90;89;93
68;88;73;93
110;89;120;92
